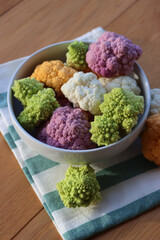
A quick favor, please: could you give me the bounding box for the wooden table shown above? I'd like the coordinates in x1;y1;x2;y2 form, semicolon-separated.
0;0;160;239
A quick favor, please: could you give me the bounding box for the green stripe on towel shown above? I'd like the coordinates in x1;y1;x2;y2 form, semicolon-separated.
43;202;54;220
63;189;160;240
23;166;34;184
43;191;64;212
4;132;17;149
96;154;157;191
25;155;59;176
42;154;157;212
8;125;20;141
0;92;7;108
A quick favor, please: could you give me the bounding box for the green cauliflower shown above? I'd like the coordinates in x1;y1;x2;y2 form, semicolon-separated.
18;88;59;131
56;165;101;208
90;115;120;146
100;88;144;133
90;88;144;146
66;41;89;71
12;77;44;106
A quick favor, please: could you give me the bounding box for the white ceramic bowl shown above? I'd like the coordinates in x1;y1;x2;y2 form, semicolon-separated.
7;41;151;165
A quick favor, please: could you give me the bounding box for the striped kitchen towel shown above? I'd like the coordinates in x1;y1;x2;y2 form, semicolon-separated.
0;27;160;240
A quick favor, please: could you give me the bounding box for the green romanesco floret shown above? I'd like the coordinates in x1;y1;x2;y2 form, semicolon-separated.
18;88;59;131
12;77;44;106
90;88;144;146
66;41;89;71
100;88;144;134
56;165;101;208
90;115;120;146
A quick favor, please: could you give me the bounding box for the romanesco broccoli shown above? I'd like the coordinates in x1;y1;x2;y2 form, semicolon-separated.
18;88;59;131
66;41;89;71
90;115;120;146
100;88;144;133
90;88;144;146
12;77;44;106
56;165;101;208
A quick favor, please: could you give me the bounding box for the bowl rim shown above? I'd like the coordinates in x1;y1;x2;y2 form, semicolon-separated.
7;40;151;154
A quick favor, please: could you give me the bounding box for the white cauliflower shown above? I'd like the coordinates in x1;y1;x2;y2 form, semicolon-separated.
61;72;106;115
150;88;160;115
99;75;141;95
98;77;113;87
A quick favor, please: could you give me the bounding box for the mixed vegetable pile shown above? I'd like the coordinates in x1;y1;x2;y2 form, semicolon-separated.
12;31;160;208
12;32;145;150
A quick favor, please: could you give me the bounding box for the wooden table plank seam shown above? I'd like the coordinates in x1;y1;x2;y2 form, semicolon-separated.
0;0;24;18
103;0;140;30
10;208;44;240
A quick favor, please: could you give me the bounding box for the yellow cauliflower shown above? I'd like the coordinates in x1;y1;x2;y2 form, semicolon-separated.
141;114;160;165
31;60;77;96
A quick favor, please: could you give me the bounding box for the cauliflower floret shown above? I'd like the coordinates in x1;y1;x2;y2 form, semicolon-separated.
141;114;160;165
37;106;96;150
12;77;44;106
31;60;77;96
18;88;59;131
98;77;113;87
61;72;106;115
90;115;120;146
56;165;101;208
99;75;141;95
86;31;142;77
90;88;144;146
100;88;144;133
150;88;160;115
66;41;89;71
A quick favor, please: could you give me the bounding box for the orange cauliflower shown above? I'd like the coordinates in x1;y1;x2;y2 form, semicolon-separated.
141;114;160;165
31;60;77;96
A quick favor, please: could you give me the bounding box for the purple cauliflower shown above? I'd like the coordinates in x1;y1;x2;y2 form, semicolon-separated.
86;31;142;78
36;120;49;143
37;106;96;150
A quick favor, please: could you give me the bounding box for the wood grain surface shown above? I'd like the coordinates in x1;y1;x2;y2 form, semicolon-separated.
0;0;136;63
0;0;160;239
